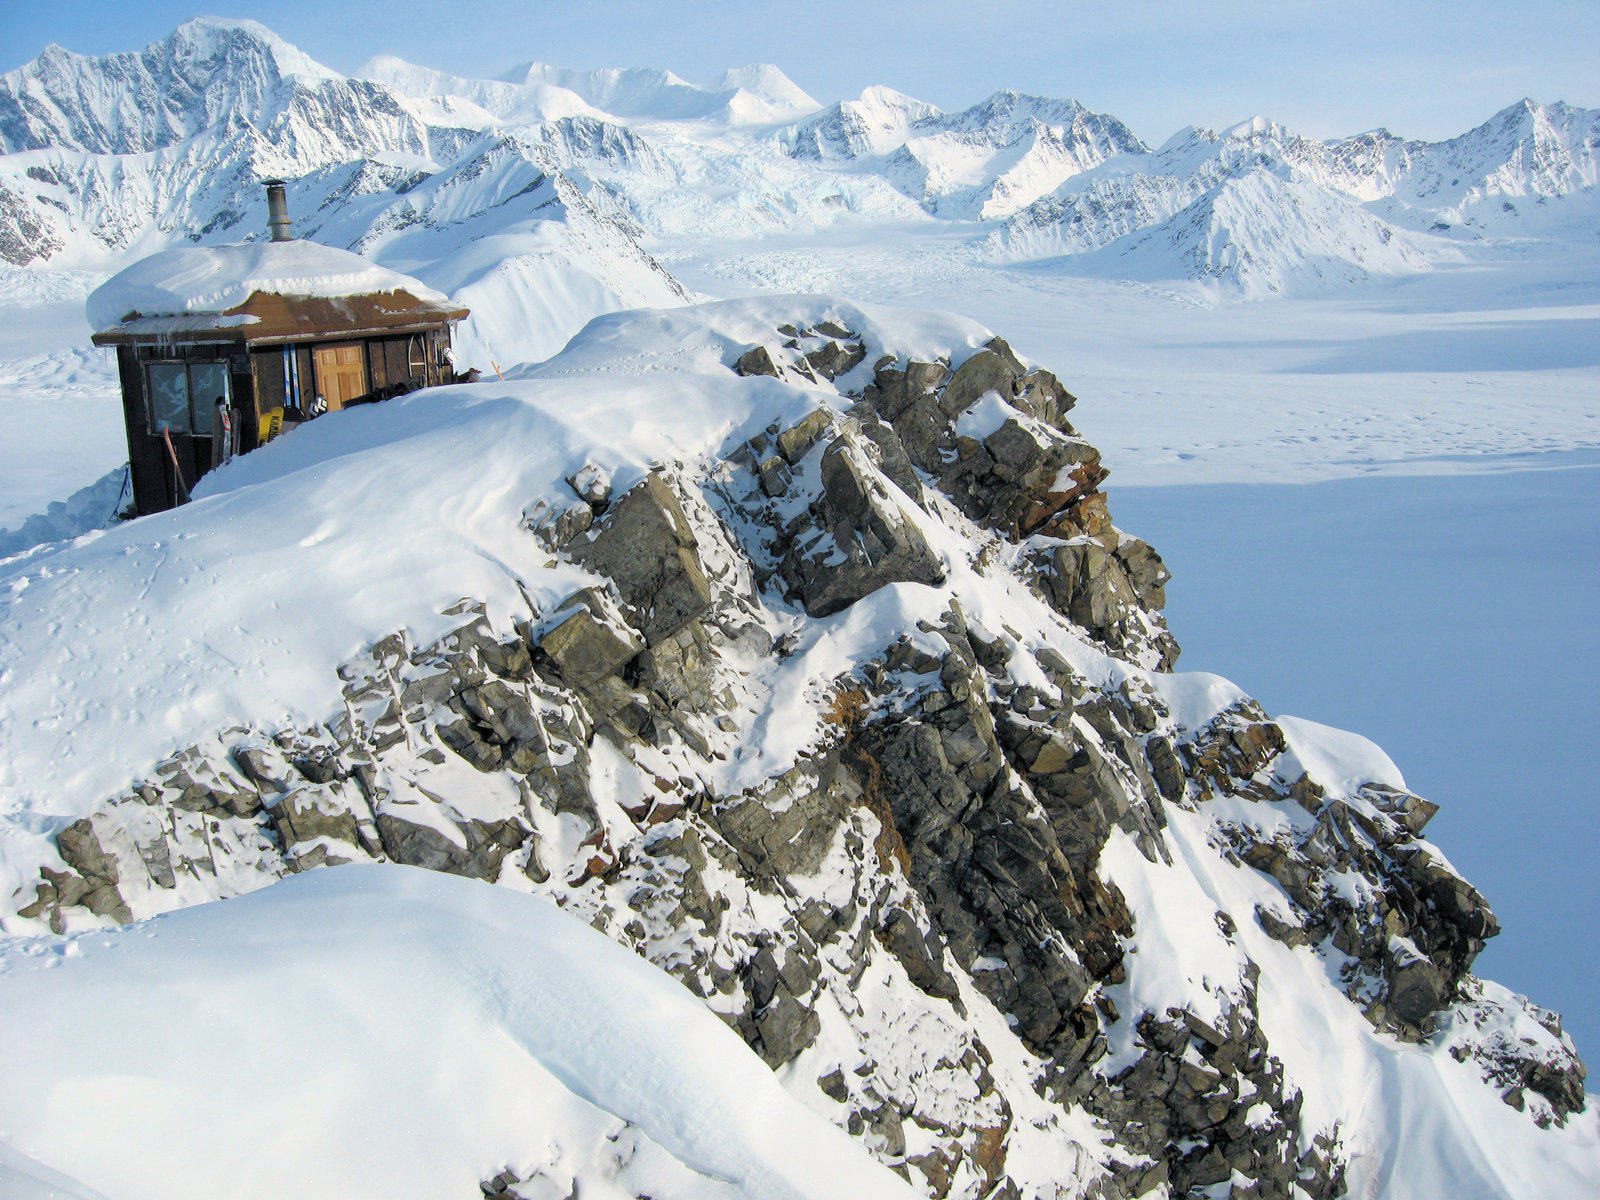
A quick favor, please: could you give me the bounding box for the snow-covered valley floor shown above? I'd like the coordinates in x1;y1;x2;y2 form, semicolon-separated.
2;222;1596;1082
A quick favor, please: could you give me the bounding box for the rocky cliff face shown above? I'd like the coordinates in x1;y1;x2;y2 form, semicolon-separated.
4;302;1585;1199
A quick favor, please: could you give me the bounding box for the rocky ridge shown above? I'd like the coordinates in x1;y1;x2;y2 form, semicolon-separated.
4;305;1586;1199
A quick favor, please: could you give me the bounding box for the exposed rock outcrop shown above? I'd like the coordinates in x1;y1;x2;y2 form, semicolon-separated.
5;318;1585;1200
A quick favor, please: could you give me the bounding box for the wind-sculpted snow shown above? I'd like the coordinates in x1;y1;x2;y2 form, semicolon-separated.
0;865;917;1200
0;295;1591;1199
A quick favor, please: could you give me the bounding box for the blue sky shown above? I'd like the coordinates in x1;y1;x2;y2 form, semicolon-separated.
4;1;1597;141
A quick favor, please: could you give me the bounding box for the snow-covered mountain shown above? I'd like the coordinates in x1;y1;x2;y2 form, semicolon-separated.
0;295;1592;1198
991;130;1440;297
503;60;820;125
784;85;944;160
0;17;341;155
989;104;1598;295
0;17;690;363
3;18;1594;308
785;89;1148;219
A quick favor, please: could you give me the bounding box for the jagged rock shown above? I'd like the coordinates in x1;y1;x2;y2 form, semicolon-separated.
571;471;712;645
634;619;721;717
735;344;783;378
271;789;362;853
1031;538;1180;670
1255;904;1311;948
1389;950;1453;1030
1012;367;1077;429
565;462;612;507
941;347;1017;416
846;401;923;501
776;408;833;464
1146;735;1186;802
806;338;866;381
375;812;525;881
856;637;1120;1067
757;454;791;497
155;748;262;816
782;434;945;616
880;906;961;1001
859;337;1180;669
865;355;946;421
57;817;120;885
1364;783;1440;835
291;746;343;785
55;818;131;923
233;745;290;795
538;590;644;685
1113;536;1171;612
711;754;857;879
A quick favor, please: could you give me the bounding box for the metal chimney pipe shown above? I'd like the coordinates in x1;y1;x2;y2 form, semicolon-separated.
264;179;293;242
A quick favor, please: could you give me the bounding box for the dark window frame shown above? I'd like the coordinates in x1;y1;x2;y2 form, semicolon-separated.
144;360;231;436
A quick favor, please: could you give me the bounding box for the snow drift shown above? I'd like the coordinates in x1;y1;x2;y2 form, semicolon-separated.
0;864;916;1200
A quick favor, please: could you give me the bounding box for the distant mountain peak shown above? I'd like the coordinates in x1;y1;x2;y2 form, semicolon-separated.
708;63;819;112
165;15;339;81
855;83;938;111
1223;114;1281;139
491;60;813;124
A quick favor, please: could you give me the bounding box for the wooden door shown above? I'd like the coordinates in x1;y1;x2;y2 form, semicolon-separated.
312;343;368;411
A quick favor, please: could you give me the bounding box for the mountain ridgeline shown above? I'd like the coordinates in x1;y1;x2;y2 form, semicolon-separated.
0;17;1596;349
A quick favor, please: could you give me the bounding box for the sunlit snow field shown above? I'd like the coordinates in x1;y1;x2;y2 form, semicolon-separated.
1;231;1596;1054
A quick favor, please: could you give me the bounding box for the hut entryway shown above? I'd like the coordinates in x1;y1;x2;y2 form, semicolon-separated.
313;343;368;411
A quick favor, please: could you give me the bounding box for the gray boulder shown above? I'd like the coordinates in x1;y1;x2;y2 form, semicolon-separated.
782;435;945;616
572;472;713;645
374;811;526;881
538;589;644;686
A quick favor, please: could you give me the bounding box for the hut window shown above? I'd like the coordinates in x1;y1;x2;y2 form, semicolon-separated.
145;362;231;435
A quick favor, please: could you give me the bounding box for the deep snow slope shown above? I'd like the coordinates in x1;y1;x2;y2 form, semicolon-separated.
0;864;916;1200
0;296;1592;1200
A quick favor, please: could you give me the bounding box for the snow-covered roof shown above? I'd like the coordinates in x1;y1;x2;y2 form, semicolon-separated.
87;239;454;330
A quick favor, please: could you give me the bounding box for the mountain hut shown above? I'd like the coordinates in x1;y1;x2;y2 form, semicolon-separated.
88;181;470;515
